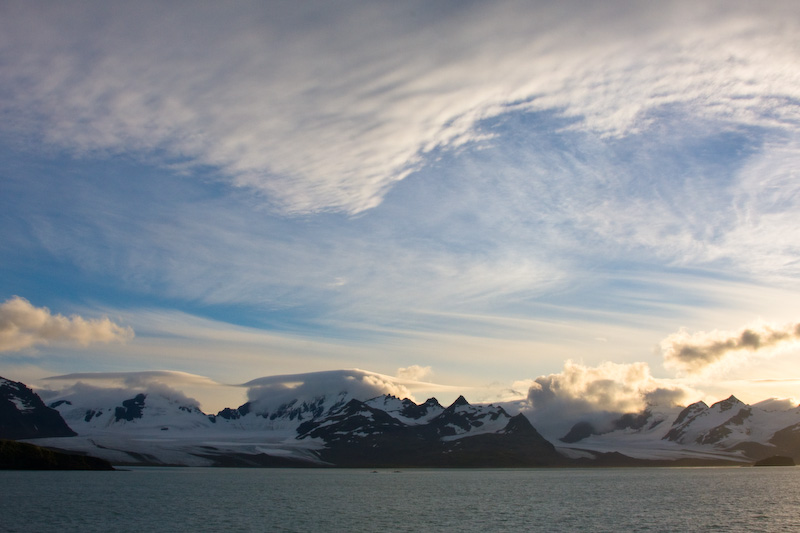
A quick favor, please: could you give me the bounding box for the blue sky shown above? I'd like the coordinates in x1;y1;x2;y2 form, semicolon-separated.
2;1;800;412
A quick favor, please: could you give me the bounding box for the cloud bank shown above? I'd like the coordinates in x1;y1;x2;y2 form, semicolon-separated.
527;360;690;414
523;360;693;440
0;296;134;352
661;321;800;374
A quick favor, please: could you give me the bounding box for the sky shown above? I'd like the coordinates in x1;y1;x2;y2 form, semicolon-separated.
2;0;800;415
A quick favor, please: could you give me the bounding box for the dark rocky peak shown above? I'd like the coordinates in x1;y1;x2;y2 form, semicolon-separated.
366;394;416;410
613;411;651;431
212;401;253;422
453;395;469;406
560;421;597;443
710;395;743;412
422;398;443;408
560;410;657;443
391;394;418;408
728;407;752;426
399;398;417;410
503;413;540;435
663;401;710;443
335;398;371;416
445;395;470;411
1;378;35;406
428;401;509;438
695;405;755;446
696;425;731;445
399;397;443;420
114;393;146;422
0;376;76;439
673;401;709;426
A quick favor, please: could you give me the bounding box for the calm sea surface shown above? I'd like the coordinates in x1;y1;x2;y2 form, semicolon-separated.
1;467;798;532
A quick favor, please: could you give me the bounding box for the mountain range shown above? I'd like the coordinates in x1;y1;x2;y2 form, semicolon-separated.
2;373;798;467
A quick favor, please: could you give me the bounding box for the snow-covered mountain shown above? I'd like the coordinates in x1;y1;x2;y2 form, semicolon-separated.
3;371;559;467
557;395;800;463
3;371;799;467
36;385;558;467
364;395;444;425
295;394;559;467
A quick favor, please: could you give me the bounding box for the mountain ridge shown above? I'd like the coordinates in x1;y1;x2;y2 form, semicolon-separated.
2;373;798;467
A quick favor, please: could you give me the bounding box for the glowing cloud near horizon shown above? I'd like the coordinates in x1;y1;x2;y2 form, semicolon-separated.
0;296;134;353
661;321;800;374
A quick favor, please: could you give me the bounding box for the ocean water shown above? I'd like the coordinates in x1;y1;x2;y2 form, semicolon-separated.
1;467;798;532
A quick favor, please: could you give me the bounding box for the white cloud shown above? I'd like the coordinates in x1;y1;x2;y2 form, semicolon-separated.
40;378;200;410
1;1;798;214
713;140;800;279
528;360;690;413
522;360;694;440
40;370;245;413
396;365;432;381
752;397;798;411
243;369;417;412
0;296;134;352
44;370;220;390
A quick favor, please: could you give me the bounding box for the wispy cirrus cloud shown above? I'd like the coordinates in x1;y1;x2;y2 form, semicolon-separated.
1;1;798;215
2;1;800;411
2;0;799;329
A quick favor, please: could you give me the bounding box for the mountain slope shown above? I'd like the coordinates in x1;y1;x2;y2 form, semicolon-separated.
559;395;800;462
30;384;563;467
0;377;76;440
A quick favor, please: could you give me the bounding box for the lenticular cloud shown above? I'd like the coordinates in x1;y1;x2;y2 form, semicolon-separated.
242;369;416;412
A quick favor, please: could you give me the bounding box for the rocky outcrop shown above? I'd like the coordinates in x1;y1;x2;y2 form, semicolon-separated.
0;377;76;440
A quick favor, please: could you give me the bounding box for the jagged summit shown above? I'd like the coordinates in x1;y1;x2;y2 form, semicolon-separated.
293;394;559;467
710;395;743;411
450;395;470;408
